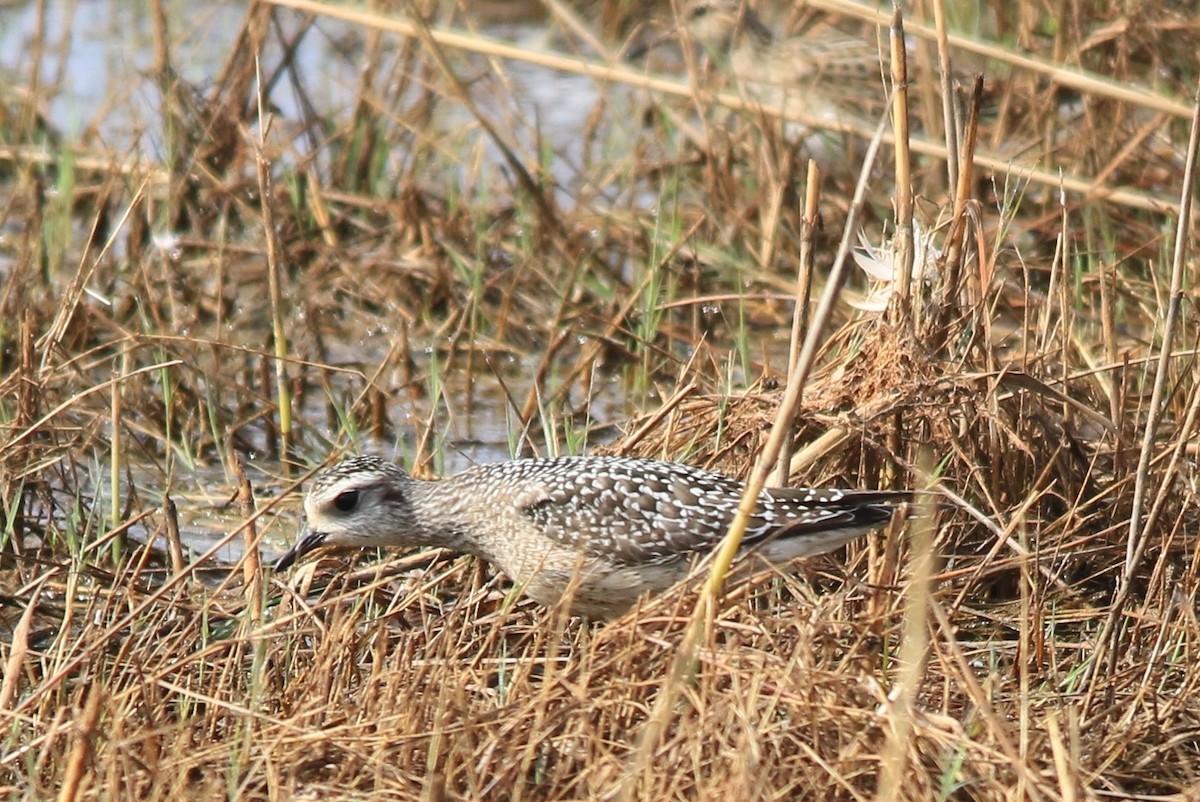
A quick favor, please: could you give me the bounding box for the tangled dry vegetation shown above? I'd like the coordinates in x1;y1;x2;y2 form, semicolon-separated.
2;0;1199;800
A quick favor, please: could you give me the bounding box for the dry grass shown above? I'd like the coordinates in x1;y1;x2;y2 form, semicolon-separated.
2;0;1200;799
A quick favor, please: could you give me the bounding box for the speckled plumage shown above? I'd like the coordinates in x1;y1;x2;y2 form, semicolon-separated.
273;455;911;618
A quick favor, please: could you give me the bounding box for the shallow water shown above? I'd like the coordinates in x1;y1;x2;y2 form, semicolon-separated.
0;0;637;200
0;0;788;566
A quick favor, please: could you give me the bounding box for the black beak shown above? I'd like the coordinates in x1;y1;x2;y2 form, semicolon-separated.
273;529;328;572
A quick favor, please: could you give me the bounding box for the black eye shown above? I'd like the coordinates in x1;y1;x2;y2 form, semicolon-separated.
689;6;709;19
333;489;360;513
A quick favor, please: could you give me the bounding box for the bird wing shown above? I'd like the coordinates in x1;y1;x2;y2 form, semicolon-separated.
512;458;901;566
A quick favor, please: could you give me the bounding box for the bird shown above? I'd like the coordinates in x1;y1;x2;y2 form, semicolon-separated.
678;0;886;137
272;454;914;619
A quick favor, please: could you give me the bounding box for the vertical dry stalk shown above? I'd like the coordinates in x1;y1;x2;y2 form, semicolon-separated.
149;0;181;220
873;449;935;802
758;165;786;272
880;7;914;605
306;169;338;247
1099;261;1120;423
150;0;170;78
1018;516;1032;769
233;454;263;627
54;682;104;802
109;340;130;562
938;76;981;343
1123;82;1200;575
1045;711;1080;802
17;310;38;459
932;0;958;193
162;494;186;577
18;0;48;140
889;5;914;319
774;161;820;487
232;452;266;770
946;78;981;268
254;56;292;467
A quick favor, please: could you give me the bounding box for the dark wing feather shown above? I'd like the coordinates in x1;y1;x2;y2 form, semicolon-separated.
511;457;910;566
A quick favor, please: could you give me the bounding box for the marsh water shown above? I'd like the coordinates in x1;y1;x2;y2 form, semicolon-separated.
2;0;808;565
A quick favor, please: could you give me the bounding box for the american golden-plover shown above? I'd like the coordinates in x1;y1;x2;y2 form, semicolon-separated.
273;455;911;619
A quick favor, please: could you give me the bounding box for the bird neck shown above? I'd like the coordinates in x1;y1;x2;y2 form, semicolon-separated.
404;477;493;558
